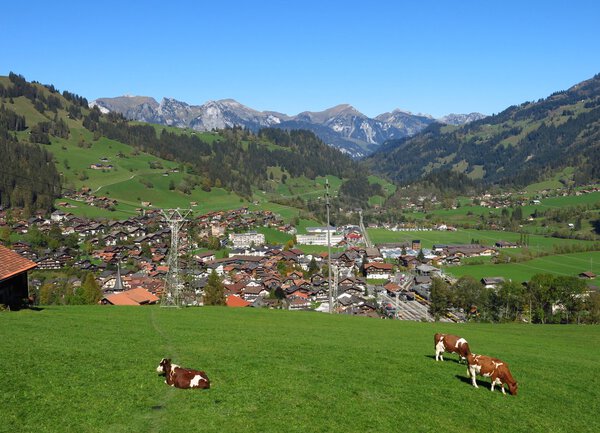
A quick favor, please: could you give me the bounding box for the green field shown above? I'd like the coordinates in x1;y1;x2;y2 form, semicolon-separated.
406;189;600;231
1;307;599;433
367;228;593;252
447;251;600;284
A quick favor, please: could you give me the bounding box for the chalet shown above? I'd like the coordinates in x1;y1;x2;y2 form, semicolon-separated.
364;262;393;280
288;296;311;310
308;286;329;302
384;282;401;295
310;273;325;286
339;276;365;290
195;251;216;263
364;247;383;261
35;256;62;270
50;210;67;222
414;275;432;286
481;277;505;289
415;264;441;277
446;244;496;257
340;285;365;297
495;240;518;249
243;283;269;301
398;255;419;269
224;281;246;296
578;271;596;279
0;245;37;309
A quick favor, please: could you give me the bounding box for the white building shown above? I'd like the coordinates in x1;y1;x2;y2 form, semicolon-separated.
296;233;344;246
229;231;265;248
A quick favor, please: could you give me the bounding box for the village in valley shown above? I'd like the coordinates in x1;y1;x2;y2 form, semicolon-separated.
4;193;590;322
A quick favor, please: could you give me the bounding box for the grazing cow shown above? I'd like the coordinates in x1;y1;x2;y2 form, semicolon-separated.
156;358;210;389
434;333;471;363
466;353;518;396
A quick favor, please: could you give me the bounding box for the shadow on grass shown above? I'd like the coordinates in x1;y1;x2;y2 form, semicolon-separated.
424;354;462;364
455;374;490;389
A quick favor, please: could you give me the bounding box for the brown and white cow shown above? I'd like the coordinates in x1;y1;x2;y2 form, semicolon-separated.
434;333;471;363
156;358;210;389
466;353;518;396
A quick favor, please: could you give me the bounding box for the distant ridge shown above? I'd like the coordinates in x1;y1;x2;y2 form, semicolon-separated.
367;73;600;187
91;96;486;158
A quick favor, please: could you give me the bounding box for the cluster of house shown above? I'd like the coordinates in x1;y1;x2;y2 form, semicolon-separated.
61;187;117;209
14;200;597;318
195;208;286;239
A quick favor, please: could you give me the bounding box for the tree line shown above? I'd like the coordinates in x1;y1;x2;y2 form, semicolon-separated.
82;107;359;200
429;274;599;324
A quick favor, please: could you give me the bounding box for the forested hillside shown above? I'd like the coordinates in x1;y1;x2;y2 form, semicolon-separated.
367;73;600;188
0;74;63;212
0;73;379;217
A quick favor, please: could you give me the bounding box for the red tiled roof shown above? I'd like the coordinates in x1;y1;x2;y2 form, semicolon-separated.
125;287;160;304
103;292;140;306
0;245;37;281
103;288;159;306
226;295;250;307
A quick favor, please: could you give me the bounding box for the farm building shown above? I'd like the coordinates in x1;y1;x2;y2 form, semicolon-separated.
101;288;159;306
0;245;37;309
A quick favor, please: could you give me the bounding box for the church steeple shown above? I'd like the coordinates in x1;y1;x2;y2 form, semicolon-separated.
113;263;125;292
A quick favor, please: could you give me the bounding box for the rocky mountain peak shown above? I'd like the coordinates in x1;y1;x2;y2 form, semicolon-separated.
89;94;483;158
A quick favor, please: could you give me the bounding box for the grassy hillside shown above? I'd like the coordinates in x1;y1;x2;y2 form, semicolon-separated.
1;74;395;223
1;307;598;433
447;250;600;284
368;73;600;187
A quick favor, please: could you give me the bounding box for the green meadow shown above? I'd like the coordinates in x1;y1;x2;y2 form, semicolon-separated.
447;251;600;284
367;228;592;252
1;307;599;433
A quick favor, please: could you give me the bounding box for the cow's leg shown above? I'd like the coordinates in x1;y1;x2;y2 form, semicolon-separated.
500;383;506;395
490;380;495;392
435;341;445;361
469;367;478;388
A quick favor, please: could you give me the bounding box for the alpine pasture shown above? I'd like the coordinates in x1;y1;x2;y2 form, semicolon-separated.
2;306;599;432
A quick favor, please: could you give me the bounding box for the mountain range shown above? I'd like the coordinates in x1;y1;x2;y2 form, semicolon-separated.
90;96;486;158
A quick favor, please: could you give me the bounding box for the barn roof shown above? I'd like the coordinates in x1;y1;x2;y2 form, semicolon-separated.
103;288;159;306
226;295;250;307
0;245;37;282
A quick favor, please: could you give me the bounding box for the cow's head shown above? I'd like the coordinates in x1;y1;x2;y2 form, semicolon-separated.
156;358;171;375
508;381;518;396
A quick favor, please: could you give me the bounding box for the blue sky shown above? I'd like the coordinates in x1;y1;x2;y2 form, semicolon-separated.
2;0;599;118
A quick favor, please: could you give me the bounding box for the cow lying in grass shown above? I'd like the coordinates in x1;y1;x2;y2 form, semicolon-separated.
434;333;471;363
467;353;518;396
156;358;210;389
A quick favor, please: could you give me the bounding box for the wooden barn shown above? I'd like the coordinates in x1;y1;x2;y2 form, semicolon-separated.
0;244;37;309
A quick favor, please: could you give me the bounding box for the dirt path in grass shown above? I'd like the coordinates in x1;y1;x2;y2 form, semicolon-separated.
93;174;137;193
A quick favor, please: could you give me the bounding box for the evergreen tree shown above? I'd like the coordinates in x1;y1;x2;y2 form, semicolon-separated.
307;257;319;276
203;270;225;306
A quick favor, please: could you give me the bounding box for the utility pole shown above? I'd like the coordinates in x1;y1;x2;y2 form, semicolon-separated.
325;179;334;314
161;208;191;308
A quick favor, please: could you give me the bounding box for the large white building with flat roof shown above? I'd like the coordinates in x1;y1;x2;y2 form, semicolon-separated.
296;233;344;246
230;231;265;248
